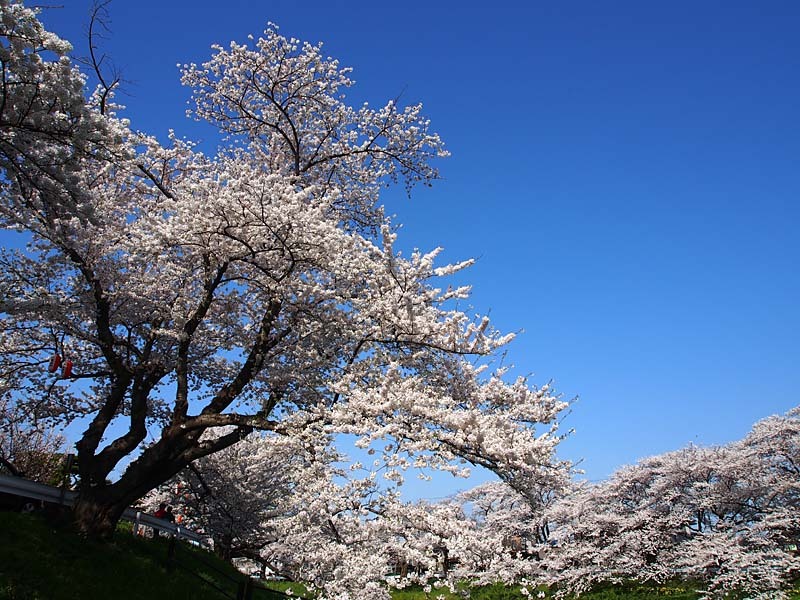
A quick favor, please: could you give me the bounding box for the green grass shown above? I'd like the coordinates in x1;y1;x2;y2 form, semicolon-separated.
389;577;800;600
571;581;699;600
391;582;525;600
260;581;312;597
0;510;253;600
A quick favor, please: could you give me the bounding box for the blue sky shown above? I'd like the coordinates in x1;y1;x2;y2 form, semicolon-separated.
25;1;800;494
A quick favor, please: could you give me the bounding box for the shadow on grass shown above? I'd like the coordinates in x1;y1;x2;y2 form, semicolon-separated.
0;510;242;600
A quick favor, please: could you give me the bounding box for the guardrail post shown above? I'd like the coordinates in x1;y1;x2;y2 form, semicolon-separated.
166;535;177;572
58;453;74;507
245;578;254;600
236;577;255;600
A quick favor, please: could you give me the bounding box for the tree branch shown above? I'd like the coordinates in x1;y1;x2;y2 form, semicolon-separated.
201;298;285;416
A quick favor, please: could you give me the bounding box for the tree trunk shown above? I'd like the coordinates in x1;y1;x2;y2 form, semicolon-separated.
214;532;233;560
71;486;131;539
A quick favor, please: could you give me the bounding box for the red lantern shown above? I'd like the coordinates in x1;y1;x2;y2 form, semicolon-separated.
48;354;62;373
62;359;73;378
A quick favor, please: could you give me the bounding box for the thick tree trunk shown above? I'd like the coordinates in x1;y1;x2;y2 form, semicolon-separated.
214;532;234;560
71;486;131;539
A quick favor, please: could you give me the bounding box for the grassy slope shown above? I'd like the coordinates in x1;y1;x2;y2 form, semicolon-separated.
0;511;252;600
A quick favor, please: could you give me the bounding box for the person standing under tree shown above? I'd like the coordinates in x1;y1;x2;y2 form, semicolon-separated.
152;503;168;536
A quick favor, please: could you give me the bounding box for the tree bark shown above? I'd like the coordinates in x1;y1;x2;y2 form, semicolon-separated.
72;486;131;539
214;532;233;560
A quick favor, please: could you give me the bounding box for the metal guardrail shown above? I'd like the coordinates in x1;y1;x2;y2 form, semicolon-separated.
0;471;77;505
0;472;207;545
127;508;207;545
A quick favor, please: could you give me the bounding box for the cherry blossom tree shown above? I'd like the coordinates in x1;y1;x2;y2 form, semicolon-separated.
540;448;710;594
0;399;67;483
461;483;547;562
419;479;566;592
147;441;568;599
144;429;403;600
143;430;312;564
0;1;569;538
357;478;565;594
675;407;800;598
541;407;800;599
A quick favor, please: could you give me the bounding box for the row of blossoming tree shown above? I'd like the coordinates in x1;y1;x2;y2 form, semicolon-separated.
141;407;798;599
539;407;800;598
